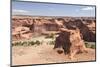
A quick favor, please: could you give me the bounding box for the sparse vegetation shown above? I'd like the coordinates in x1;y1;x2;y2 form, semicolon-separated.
12;40;42;46
12;40;95;49
29;41;35;45
91;45;95;49
49;40;55;45
85;42;95;49
35;40;41;45
85;42;91;48
45;33;55;39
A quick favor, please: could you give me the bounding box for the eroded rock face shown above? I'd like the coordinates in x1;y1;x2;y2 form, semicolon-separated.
54;28;87;59
54;29;71;54
12;26;32;40
12;16;96;41
64;19;96;42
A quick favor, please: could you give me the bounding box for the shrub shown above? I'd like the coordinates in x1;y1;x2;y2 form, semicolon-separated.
14;42;19;46
12;40;42;46
23;41;28;46
35;40;41;45
85;42;96;49
29;41;35;45
21;42;24;46
45;33;55;39
91;45;95;49
85;42;91;48
49;41;55;45
12;43;14;46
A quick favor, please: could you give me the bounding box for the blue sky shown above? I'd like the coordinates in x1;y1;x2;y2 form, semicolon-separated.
12;1;95;17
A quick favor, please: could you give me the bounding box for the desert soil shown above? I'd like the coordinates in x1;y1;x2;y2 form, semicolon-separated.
12;44;95;66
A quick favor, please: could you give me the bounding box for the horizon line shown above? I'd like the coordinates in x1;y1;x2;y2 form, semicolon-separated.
12;14;95;18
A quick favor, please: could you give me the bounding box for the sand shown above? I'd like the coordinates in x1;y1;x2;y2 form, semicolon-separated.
12;44;95;66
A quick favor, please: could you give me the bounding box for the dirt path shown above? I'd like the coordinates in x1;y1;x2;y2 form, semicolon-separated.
12;44;95;66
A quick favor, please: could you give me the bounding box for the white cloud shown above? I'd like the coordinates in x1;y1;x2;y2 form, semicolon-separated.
81;7;94;10
13;9;29;13
12;9;30;15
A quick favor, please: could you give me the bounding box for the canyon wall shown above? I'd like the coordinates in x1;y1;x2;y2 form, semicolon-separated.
12;16;96;42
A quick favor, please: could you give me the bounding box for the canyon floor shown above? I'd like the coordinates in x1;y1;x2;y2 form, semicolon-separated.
12;43;95;66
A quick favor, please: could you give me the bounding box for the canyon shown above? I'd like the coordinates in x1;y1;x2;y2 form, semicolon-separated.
12;15;96;42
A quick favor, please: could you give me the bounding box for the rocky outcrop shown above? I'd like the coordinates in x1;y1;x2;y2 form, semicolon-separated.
12;16;96;41
63;19;96;42
54;28;87;59
12;27;32;40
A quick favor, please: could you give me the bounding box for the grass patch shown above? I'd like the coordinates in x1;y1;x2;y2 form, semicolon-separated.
85;42;95;49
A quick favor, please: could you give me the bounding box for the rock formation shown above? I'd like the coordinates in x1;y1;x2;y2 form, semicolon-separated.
54;28;87;59
12;27;32;40
63;19;96;42
12;15;96;41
